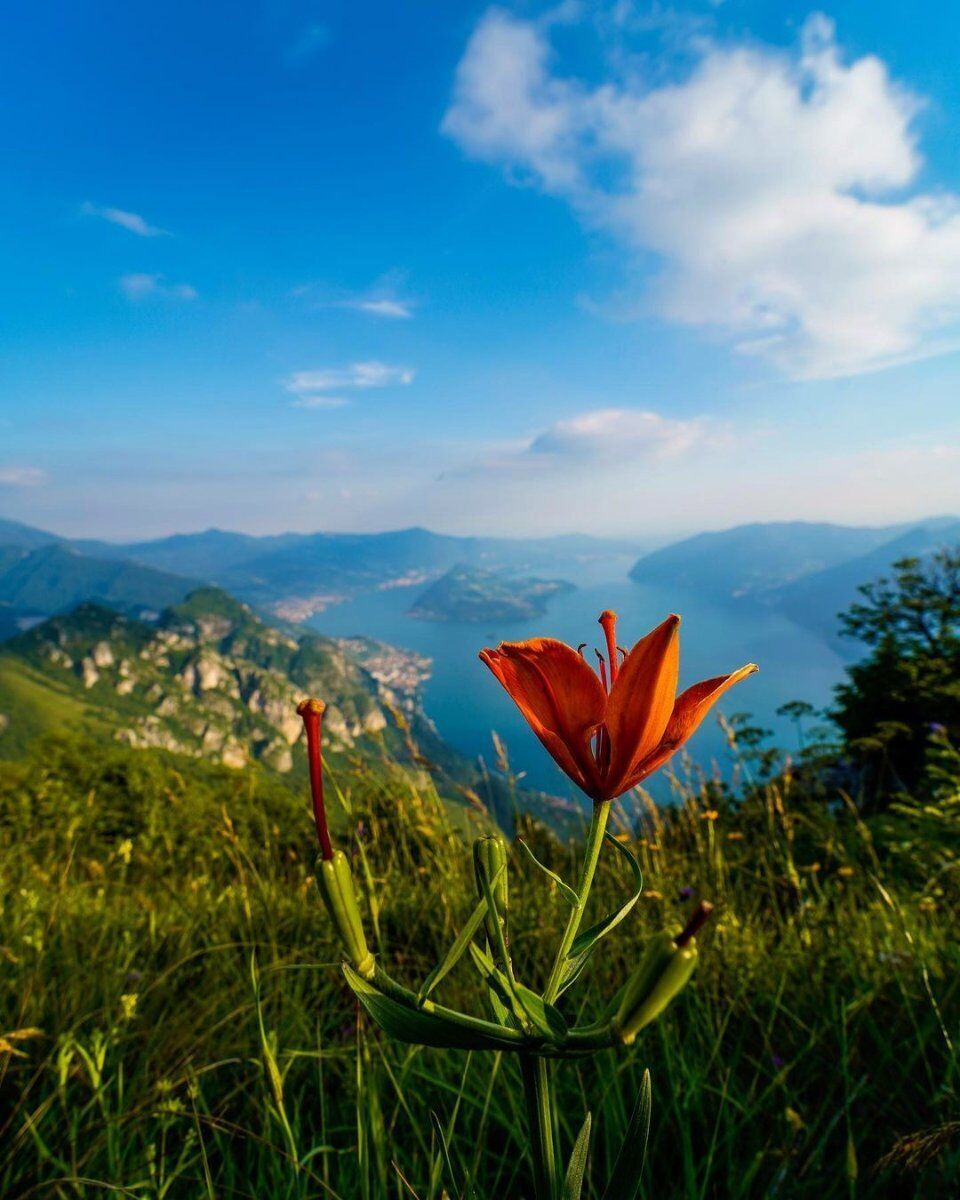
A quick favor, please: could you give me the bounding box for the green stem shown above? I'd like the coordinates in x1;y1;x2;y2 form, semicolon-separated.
521;1053;558;1200
543;802;610;1004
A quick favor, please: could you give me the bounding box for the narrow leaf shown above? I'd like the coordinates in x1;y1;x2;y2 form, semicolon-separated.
343;964;518;1052
516;837;580;906
514;983;568;1043
431;1111;461;1199
567;833;643;960
600;1069;652;1200
562;1112;592;1200
417;867;503;1005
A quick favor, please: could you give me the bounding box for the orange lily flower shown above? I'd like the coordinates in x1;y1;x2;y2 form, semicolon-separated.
480;611;757;803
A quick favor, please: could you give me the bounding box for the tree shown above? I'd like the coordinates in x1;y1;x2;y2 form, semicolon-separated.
832;548;960;805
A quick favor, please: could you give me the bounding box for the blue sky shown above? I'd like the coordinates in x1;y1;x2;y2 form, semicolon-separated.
1;1;958;540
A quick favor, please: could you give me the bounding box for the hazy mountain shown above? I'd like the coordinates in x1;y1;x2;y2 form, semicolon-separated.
0;518;63;550
140;527;641;599
0;543;197;622
115;528;305;578
0;521;643;620
768;518;960;643
628;521;911;599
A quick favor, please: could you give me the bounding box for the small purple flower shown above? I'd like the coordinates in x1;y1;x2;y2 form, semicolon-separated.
771;1054;784;1070
678;886;695;902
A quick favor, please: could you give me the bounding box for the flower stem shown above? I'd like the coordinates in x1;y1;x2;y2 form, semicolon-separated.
543;802;610;1005
521;1053;558;1200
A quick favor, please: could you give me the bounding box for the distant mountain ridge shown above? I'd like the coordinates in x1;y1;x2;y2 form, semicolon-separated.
0;543;198;626
629;516;960;645
0;521;644;623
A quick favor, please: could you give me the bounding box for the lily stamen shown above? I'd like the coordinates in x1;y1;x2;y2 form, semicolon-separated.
594;649;609;693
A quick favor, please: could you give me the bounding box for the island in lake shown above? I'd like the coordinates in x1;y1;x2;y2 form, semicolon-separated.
409;564;574;624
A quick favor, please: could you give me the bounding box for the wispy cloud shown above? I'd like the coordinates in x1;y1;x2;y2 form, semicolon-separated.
284;361;415;407
292;278;418;319
342;297;414;320
289;395;351;410
444;10;960;381
119;273;197;301
0;465;44;487
82;202;167;237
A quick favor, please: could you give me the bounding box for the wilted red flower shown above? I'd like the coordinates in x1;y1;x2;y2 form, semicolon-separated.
480;611;757;803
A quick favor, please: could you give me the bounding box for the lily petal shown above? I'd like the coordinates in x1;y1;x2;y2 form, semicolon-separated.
627;663;759;787
604;615;681;790
480;638;606;795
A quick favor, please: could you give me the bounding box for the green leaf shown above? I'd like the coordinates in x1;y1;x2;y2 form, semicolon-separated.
417;864;505;1005
516;837;580;906
468;943;528;1028
562;1112;592;1200
343;965;518;1052
600;1069;651;1200
430;1111;461;1199
567;833;643;960
513;983;568;1043
467;946;566;1043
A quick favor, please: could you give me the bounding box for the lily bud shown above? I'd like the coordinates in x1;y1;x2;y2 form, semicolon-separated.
612;901;713;1045
473;835;509;950
316;850;375;980
298;696;374;979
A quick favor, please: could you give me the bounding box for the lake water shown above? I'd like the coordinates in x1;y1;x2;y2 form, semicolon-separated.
308;580;846;803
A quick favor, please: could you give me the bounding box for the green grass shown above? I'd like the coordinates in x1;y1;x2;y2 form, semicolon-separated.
0;659;101;755
1;734;958;1198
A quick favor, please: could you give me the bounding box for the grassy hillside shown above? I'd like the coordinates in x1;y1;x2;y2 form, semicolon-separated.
1;731;957;1198
0;587;438;775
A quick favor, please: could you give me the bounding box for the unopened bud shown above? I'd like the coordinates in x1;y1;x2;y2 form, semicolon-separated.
473;836;509;953
315;850;374;979
612;903;712;1044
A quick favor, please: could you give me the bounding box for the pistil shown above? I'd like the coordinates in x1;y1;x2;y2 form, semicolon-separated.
599;610;619;685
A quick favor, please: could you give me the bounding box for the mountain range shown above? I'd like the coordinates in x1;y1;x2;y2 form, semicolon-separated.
0;520;642;626
2;512;957;652
629;515;960;645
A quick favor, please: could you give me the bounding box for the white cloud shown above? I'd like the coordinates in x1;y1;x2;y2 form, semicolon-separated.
458;406;714;479
530;407;706;460
119;273;197;301
0;465;44;487
444;10;960;380
283;361;415;406
82;202;167;237
345;298;414;320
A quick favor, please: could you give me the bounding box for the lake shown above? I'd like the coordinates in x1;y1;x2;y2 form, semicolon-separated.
308;579;846;804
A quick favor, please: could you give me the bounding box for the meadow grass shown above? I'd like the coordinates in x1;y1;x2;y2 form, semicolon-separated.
1;734;958;1198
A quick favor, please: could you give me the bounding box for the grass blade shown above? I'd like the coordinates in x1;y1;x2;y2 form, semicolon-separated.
600;1069;651;1200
